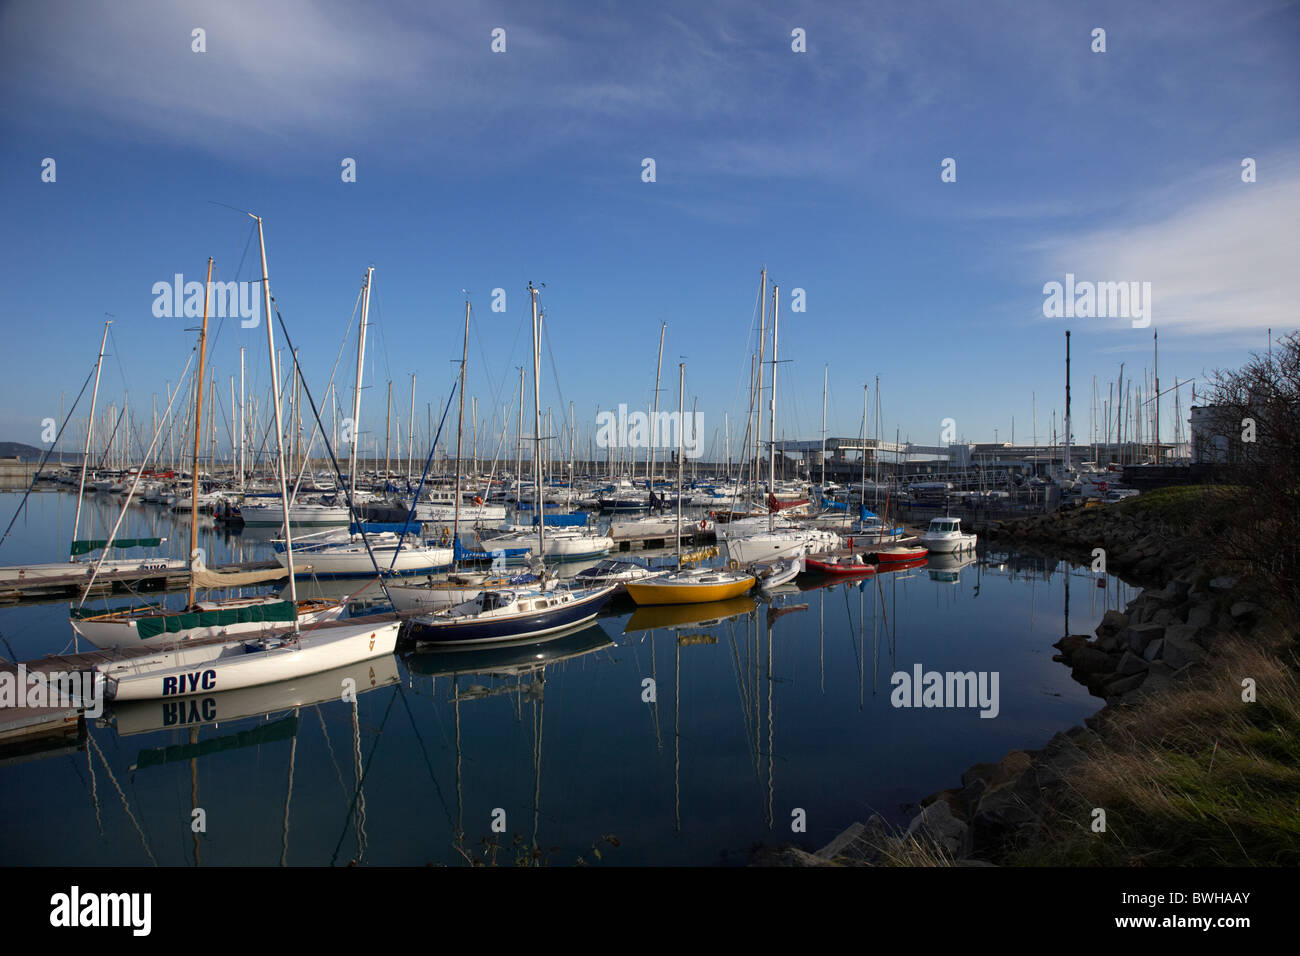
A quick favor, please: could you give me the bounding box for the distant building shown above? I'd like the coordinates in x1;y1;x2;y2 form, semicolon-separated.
1190;404;1246;464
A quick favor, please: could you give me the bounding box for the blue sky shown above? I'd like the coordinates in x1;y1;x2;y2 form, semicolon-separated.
1;0;1296;463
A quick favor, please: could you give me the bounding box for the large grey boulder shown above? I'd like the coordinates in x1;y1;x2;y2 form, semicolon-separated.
1162;633;1207;670
1115;650;1148;676
1073;647;1117;675
1105;671;1148;696
1096;609;1128;637
906;799;970;858
1230;601;1261;621
1120;623;1165;654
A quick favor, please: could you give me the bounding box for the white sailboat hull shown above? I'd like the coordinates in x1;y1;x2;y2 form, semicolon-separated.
724;529;839;565
72;600;346;650
474;531;613;562
240;501;351;526
109;654;402;736
277;541;455;577
98;620;402;701
387;582;486;611
414;503;507;524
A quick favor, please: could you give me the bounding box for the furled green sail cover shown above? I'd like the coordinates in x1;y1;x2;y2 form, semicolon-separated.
70;538;163;556
71;600;299;638
130;600;299;639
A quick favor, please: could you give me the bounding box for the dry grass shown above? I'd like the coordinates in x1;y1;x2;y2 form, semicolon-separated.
1009;624;1300;866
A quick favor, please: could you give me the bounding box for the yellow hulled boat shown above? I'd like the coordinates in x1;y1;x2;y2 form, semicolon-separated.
624;567;756;606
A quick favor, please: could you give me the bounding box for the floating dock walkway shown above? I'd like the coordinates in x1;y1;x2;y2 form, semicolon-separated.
0;559;286;607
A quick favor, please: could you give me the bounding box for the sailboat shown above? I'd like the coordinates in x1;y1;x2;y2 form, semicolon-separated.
625;361;755;606
94;218;399;697
271;268;453;576
719;275;839;567
72;259;345;650
0;322;185;589
408;283;615;644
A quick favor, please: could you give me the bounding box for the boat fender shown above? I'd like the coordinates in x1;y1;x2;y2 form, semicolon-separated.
727;558;739;570
440;526;451;540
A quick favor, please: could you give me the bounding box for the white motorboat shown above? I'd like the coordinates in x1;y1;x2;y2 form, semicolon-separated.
919;516;977;554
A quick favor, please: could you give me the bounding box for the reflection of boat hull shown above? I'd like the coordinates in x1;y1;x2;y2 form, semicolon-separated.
927;551;978;582
877;557;929;574
108;654;401;736
99;620;402;701
623;595;756;633
404;621;613;676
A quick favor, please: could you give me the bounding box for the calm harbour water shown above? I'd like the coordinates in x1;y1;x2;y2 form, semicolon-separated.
0;490;1132;866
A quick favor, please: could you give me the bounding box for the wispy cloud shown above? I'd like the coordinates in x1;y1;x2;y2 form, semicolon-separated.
1028;150;1300;335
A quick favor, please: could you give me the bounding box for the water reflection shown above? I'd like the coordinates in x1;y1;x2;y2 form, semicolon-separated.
405;621;615;864
1;491;1141;866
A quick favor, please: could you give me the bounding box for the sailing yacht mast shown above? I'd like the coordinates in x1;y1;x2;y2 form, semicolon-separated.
529;283;545;567
648;322;665;495
253;215;298;621
187;258;213;607
384;381;392;480
768;284;779;532
349;267;373;510
754;269;767;504
453;299;469;559
675;362;685;570
820;364;827;487
239;348;245;492
515;366;524;502
71;320;111;557
407;373;415;485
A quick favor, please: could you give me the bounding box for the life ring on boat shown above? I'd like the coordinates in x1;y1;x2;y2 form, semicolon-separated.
698;519;707;531
473;496;483;505
727;558;739;570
